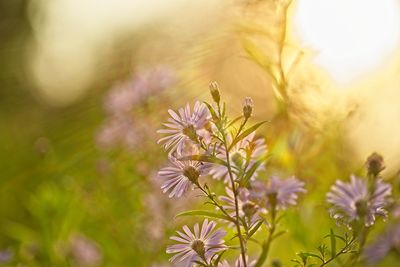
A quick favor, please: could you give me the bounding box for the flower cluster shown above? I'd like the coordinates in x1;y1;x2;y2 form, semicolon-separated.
156;83;397;267
157;82;306;267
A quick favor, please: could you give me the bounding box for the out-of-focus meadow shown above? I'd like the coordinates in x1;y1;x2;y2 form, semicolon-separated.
1;0;400;266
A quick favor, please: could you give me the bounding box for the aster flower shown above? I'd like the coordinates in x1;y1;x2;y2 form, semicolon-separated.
69;234;103;267
364;223;400;265
167;219;227;266
104;66;174;116
157;101;210;154
219;187;263;226
250;176;306;211
209;132;267;184
326;175;392;227
158;156;208;198
96;117;139;150
219;256;256;267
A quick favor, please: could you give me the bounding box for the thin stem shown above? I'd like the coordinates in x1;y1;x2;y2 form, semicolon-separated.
196;183;234;222
223;135;248;267
213;103;247;266
255;206;277;267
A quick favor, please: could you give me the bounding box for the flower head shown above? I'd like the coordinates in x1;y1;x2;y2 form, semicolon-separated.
158;156;208;198
104;66;174;116
167;219;227;266
157;101;210;154
326;175;392;227
209;132;267;184
219;256;256;267
364;223;400;265
251;176;306;211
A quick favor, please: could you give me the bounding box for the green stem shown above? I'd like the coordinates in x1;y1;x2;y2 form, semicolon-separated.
216;104;247;267
223;136;248;267
255;206;277;267
319;237;356;267
196;183;235;223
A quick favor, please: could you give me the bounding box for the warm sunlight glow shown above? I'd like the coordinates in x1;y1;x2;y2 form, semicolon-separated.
294;0;400;84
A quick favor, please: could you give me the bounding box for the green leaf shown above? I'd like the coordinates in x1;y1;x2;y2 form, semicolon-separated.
203;101;219;121
272;230;287;241
226;116;243;128
178;155;227;167
248;220;263;238
298;252;324;263
175;210;233;222
228;121;269;151
239;155;268;187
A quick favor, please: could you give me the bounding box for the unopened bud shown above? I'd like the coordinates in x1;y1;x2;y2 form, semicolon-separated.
243;97;253;119
366;152;385;176
271;259;282;267
209;81;220;103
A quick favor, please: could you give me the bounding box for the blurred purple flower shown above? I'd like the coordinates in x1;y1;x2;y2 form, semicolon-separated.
96;117;139;150
70;234;103;267
158;156;209;198
157;101;210;154
0;249;12;263
364;223;400;265
209;132;267;184
219;256;256;267
104;66;174;116
167;219;227;266
96;66;174;151
326;175;391;227
250;176;306;211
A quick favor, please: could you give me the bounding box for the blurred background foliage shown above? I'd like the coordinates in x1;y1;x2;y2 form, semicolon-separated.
1;0;400;266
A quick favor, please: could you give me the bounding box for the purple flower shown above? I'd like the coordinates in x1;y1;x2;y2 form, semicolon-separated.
69;234;103;267
209;132;267;184
157;101;210;154
104;66;174;116
97;66;174;151
250;176;306;210
326;175;392;227
167;219;227;265
364;223;400;265
96;117;139;150
158;156;208;198
0;249;12;264
219;256;256;267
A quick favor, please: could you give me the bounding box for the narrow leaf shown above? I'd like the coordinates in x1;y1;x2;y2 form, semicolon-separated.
247;220;263;238
178;155;227;167
229;121;269;151
175;210;233;222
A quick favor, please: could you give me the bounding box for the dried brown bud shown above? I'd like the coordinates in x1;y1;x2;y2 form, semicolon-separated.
209;81;220;103
366;152;385;176
243;97;253;119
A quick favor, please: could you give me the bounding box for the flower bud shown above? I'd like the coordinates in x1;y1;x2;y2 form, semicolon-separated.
271;259;282;267
243;97;253;119
209;81;220;103
366;152;385;176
